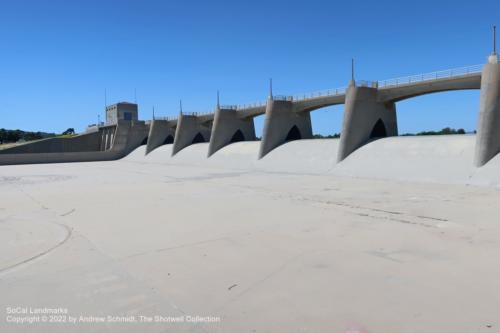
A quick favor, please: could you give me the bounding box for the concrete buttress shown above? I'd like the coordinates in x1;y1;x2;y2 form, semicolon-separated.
337;82;398;162
259;98;312;159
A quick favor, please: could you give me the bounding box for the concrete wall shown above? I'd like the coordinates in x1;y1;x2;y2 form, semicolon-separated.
106;102;138;124
99;126;117;151
208;107;256;157
0;131;104;154
0;120;149;165
172;114;212;156
337;83;398;162
259;99;312;159
146;119;176;154
474;61;500;166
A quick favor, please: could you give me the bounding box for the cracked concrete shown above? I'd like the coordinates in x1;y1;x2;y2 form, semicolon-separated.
1;144;500;332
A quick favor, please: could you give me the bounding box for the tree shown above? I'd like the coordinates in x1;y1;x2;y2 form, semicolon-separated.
62;128;75;136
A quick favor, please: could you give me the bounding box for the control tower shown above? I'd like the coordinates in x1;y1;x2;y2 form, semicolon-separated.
106;102;138;124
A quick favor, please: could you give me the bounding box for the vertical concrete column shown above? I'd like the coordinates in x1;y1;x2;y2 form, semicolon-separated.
109;121;131;152
100;129;106;151
145;119;176;154
337;82;397;162
474;59;500;166
208;107;256;157
172;114;212;156
106;128;112;150
258;99;313;159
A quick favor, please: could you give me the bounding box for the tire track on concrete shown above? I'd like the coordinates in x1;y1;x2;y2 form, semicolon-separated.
0;222;72;275
0;184;73;276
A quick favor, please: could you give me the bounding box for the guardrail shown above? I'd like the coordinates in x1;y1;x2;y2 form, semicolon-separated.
220;105;238;110
377;64;482;88
146;64;482;119
291;86;347;101
234;87;348;109
154;116;178;121
273;95;293;101
355;80;377;88
181;111;213;117
236;101;267;110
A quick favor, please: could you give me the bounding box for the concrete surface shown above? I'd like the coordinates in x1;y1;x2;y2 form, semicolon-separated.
338;83;398;162
259;99;313;158
145;119;176;154
0;131;102;154
207;107;255;157
0;121;149;166
1;136;500;333
377;72;481;102
475;61;500;166
172;114;212;156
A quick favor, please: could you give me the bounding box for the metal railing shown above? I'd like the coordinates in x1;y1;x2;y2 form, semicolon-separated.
146;64;482;120
220;105;238;110
273;95;293;101
233;86;347;110
291;86;347;101
236;101;267;110
180;111;213;117
355;80;377;88
154;116;178;121
377;64;482;88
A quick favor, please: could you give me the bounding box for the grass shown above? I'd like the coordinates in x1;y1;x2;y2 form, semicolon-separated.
0;143;21;150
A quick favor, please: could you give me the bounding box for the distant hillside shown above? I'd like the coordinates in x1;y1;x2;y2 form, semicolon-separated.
312;128;468;139
402;127;468;136
0;128;76;144
0;128;56;144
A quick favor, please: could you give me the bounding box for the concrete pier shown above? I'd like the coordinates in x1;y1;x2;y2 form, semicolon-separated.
474;58;500;167
172;114;212;156
337;82;397;162
99;126;116;151
259;99;312;159
208;107;255;157
3;62;499;166
145;119;176;154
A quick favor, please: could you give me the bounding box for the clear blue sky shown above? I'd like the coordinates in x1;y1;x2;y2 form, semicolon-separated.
1;0;498;135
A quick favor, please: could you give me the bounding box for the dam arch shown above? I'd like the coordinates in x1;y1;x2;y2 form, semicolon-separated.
163;135;174;145
285;125;302;141
230;129;245;143
394;90;478;136
192;133;205;144
370;119;387;138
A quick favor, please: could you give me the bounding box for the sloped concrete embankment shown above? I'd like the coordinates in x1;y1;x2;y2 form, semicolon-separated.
0;121;149;166
124;135;500;186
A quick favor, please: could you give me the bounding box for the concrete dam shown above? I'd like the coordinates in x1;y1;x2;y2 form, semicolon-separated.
3;49;500;333
1;54;500;171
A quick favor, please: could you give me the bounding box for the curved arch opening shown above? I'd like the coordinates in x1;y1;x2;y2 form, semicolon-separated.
285;125;302;141
141;137;148;145
230;129;245;143
396;90;478;135
163;135;174;145
192;133;205;144
370;119;387;139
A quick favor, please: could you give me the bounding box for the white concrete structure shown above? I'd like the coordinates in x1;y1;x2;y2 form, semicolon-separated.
2;137;500;333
